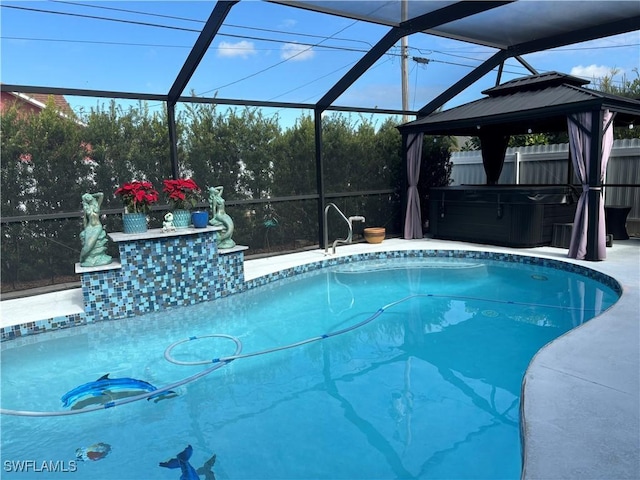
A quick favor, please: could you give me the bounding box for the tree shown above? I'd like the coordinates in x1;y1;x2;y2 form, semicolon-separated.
82;100;174;211
1;99;409;289
592;68;640;140
1;98;94;284
183;104;247;199
593;68;640;98
269;113;318;248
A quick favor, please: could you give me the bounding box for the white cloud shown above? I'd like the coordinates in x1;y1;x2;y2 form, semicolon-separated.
279;19;297;28
217;40;257;59
570;64;620;81
281;43;315;61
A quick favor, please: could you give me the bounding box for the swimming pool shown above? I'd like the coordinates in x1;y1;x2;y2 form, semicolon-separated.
0;252;620;479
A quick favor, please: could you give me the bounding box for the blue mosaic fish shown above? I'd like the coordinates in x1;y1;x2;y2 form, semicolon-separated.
160;445;199;480
61;373;174;408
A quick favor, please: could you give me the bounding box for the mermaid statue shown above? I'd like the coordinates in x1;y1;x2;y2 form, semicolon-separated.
208;186;236;249
79;192;112;267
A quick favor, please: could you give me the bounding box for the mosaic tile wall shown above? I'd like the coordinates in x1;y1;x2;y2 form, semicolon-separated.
1;232;246;342
244;249;622;295
1;248;621;342
81;232;247;321
1;313;86;343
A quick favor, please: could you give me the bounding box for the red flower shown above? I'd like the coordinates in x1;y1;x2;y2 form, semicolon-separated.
114;180;159;214
162;178;201;210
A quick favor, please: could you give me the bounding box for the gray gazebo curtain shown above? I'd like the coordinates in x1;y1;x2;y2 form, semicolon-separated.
567;109;614;260
479;132;510;184
404;132;424;239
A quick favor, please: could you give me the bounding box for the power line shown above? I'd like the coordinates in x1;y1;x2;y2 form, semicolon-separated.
267;61;358;102
5;4;637;76
7;2;634;105
1;32;538;78
554;43;640;52
412;62;419;111
291;56;396;106
1;6;394;108
2;5;367;52
1;35;369;55
47;0;639;55
48;0;374;48
199;3;389;97
2;4;201;33
7;3;638;60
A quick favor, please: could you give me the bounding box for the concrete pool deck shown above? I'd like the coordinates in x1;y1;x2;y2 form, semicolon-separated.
1;237;639;478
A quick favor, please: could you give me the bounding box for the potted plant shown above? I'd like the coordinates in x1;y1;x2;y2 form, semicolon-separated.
162;178;201;229
114;180;159;234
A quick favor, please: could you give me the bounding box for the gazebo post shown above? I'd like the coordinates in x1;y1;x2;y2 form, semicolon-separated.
586;108;605;261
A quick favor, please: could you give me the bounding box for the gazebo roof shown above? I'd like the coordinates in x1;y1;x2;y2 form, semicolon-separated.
398;72;640;136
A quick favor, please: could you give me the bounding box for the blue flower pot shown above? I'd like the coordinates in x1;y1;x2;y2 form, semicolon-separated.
172;209;191;229
191;210;209;228
122;213;147;234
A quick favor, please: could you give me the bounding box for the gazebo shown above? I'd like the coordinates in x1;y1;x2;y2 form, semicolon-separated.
398;72;640;261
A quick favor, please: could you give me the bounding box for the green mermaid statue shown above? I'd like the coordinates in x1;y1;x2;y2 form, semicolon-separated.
79;192;112;267
208;186;235;249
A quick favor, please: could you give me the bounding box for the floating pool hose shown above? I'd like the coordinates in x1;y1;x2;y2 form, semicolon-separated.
0;293;603;417
0;335;242;417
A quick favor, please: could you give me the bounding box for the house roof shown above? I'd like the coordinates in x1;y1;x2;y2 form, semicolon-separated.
3;90;72;114
397;72;640;136
27;92;72;112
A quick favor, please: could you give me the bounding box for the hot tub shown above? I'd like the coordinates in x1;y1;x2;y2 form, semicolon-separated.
428;185;578;247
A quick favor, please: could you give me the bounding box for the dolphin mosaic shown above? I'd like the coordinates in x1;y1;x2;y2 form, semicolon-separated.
61;374;176;409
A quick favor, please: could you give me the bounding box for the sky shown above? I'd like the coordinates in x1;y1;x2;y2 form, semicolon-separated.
1;1;639;128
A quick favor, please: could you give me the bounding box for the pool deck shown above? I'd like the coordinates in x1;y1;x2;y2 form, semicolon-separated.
1;237;639;478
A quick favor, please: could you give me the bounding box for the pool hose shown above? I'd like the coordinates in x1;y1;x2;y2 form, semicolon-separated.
0;293;602;417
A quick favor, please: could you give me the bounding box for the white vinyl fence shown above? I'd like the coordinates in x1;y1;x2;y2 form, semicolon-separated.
450;139;640;236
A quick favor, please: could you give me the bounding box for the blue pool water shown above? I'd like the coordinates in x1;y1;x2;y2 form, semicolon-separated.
1;255;619;479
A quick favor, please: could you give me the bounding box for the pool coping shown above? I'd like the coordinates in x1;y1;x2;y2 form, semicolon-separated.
1;237;638;478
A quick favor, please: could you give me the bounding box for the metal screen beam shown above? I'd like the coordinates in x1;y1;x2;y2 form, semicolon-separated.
512;15;640;57
417;49;509;117
0;84;165;101
315;108;326;248
0;84;418;117
316;1;511;111
167;1;238;105
167;1;238;179
515;55;538;75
